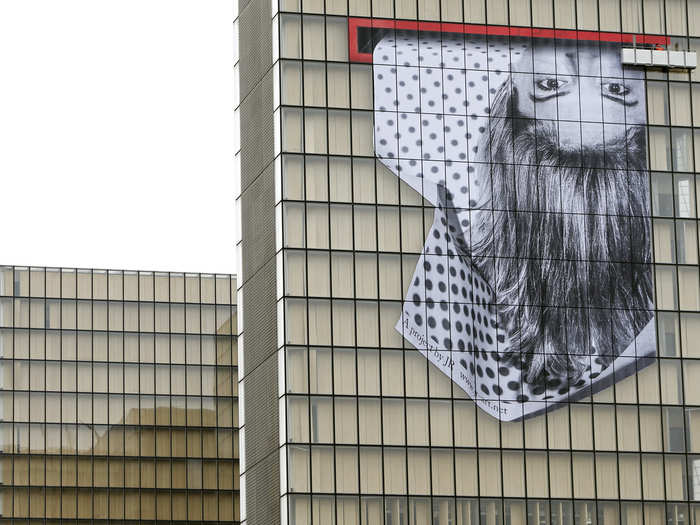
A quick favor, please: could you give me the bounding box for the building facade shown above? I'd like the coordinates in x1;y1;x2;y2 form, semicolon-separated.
236;0;700;523
0;266;239;523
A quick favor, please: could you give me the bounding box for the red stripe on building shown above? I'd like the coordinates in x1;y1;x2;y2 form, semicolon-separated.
348;17;670;62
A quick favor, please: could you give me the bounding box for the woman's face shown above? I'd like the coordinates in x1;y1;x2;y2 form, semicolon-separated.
510;44;646;149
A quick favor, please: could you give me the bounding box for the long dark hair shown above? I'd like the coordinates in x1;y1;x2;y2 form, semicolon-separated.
470;82;654;385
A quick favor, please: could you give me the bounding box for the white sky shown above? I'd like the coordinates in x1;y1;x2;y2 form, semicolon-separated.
0;1;237;275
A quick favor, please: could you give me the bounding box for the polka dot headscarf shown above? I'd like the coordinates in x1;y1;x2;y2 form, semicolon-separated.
373;31;655;421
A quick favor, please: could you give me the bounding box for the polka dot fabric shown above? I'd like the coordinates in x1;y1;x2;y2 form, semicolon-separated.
374;31;657;421
373;32;512;207
397;204;658;421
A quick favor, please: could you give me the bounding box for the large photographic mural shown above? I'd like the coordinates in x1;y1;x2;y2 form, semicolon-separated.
366;26;658;420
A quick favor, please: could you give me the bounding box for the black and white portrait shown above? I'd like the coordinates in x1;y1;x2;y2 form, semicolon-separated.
372;31;656;420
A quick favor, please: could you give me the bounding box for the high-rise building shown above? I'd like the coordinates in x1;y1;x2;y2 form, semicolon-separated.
236;0;700;523
0;266;239;523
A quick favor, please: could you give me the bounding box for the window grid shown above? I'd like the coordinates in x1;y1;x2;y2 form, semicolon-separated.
0;267;239;523
273;4;700;524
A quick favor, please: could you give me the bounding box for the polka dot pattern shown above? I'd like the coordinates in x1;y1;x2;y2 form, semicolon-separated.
397;204;656;421
373;32;509;206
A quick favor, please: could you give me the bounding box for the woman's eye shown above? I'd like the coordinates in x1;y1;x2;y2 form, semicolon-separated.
536;78;567;91
603;82;630;97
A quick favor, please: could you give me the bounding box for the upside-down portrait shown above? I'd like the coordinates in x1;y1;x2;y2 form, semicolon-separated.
370;29;656;420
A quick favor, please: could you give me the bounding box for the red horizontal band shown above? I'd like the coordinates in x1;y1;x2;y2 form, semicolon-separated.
348;17;671;63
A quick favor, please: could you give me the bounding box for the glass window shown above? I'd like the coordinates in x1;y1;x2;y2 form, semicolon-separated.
577;0;598;28
654;218;676;263
348;0;369;16
673;129;694;172
679;266;700;310
382;398;406;445
486;0;507;24
326;17;348;61
690;0;700;35
282;107;303;152
418;0;441;20
351;111;374;156
652;172;674;216
599;0;621;30
656;265;679;310
308;299;331;345
383;448;407;494
675;174;697;218
327;64;349;108
304;109;328;154
510;0;531;25
395;0;417;18
441;0;463;21
283;154;304;200
670;84;692;128
464;0;485;22
554;0;576;27
303;62;325;107
649;127;672;170
328;110;351;155
301;16;324;60
621;0;643;31
648;81;670;125
682;312;700;359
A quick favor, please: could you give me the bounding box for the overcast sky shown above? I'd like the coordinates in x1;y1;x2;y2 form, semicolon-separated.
0;1;236;275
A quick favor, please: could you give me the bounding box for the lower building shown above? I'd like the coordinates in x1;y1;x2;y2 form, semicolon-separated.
0;266;239;523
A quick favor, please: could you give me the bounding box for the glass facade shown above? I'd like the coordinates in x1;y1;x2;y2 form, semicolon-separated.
236;0;700;523
0;266;239;523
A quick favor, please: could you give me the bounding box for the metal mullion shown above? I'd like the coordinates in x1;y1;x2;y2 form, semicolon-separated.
166;272;175;524
199;274;205;519
431;27;453;522
296;18;315;519
214;273;222;514
567;18;605;522
392;21;434;520
662;0;669;38
391;28;425;522
345;33;364;517
317;14;341;520
90;268;96;518
43;268;49;518
644;80;672;515
457;33;487;519
106;269;115;521
26;268;33;518
347;87;384;516
655;153;673;515
544;29;565;523
57;268;65;519
298;48;316;515
184;291;192;521
639;0;648;35
482;39;517;519
134;272;143;522
371;65;405;517
119;271;126;521
446;32;472;522
640;79;661;525
345;63;372;512
639;114;657;525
